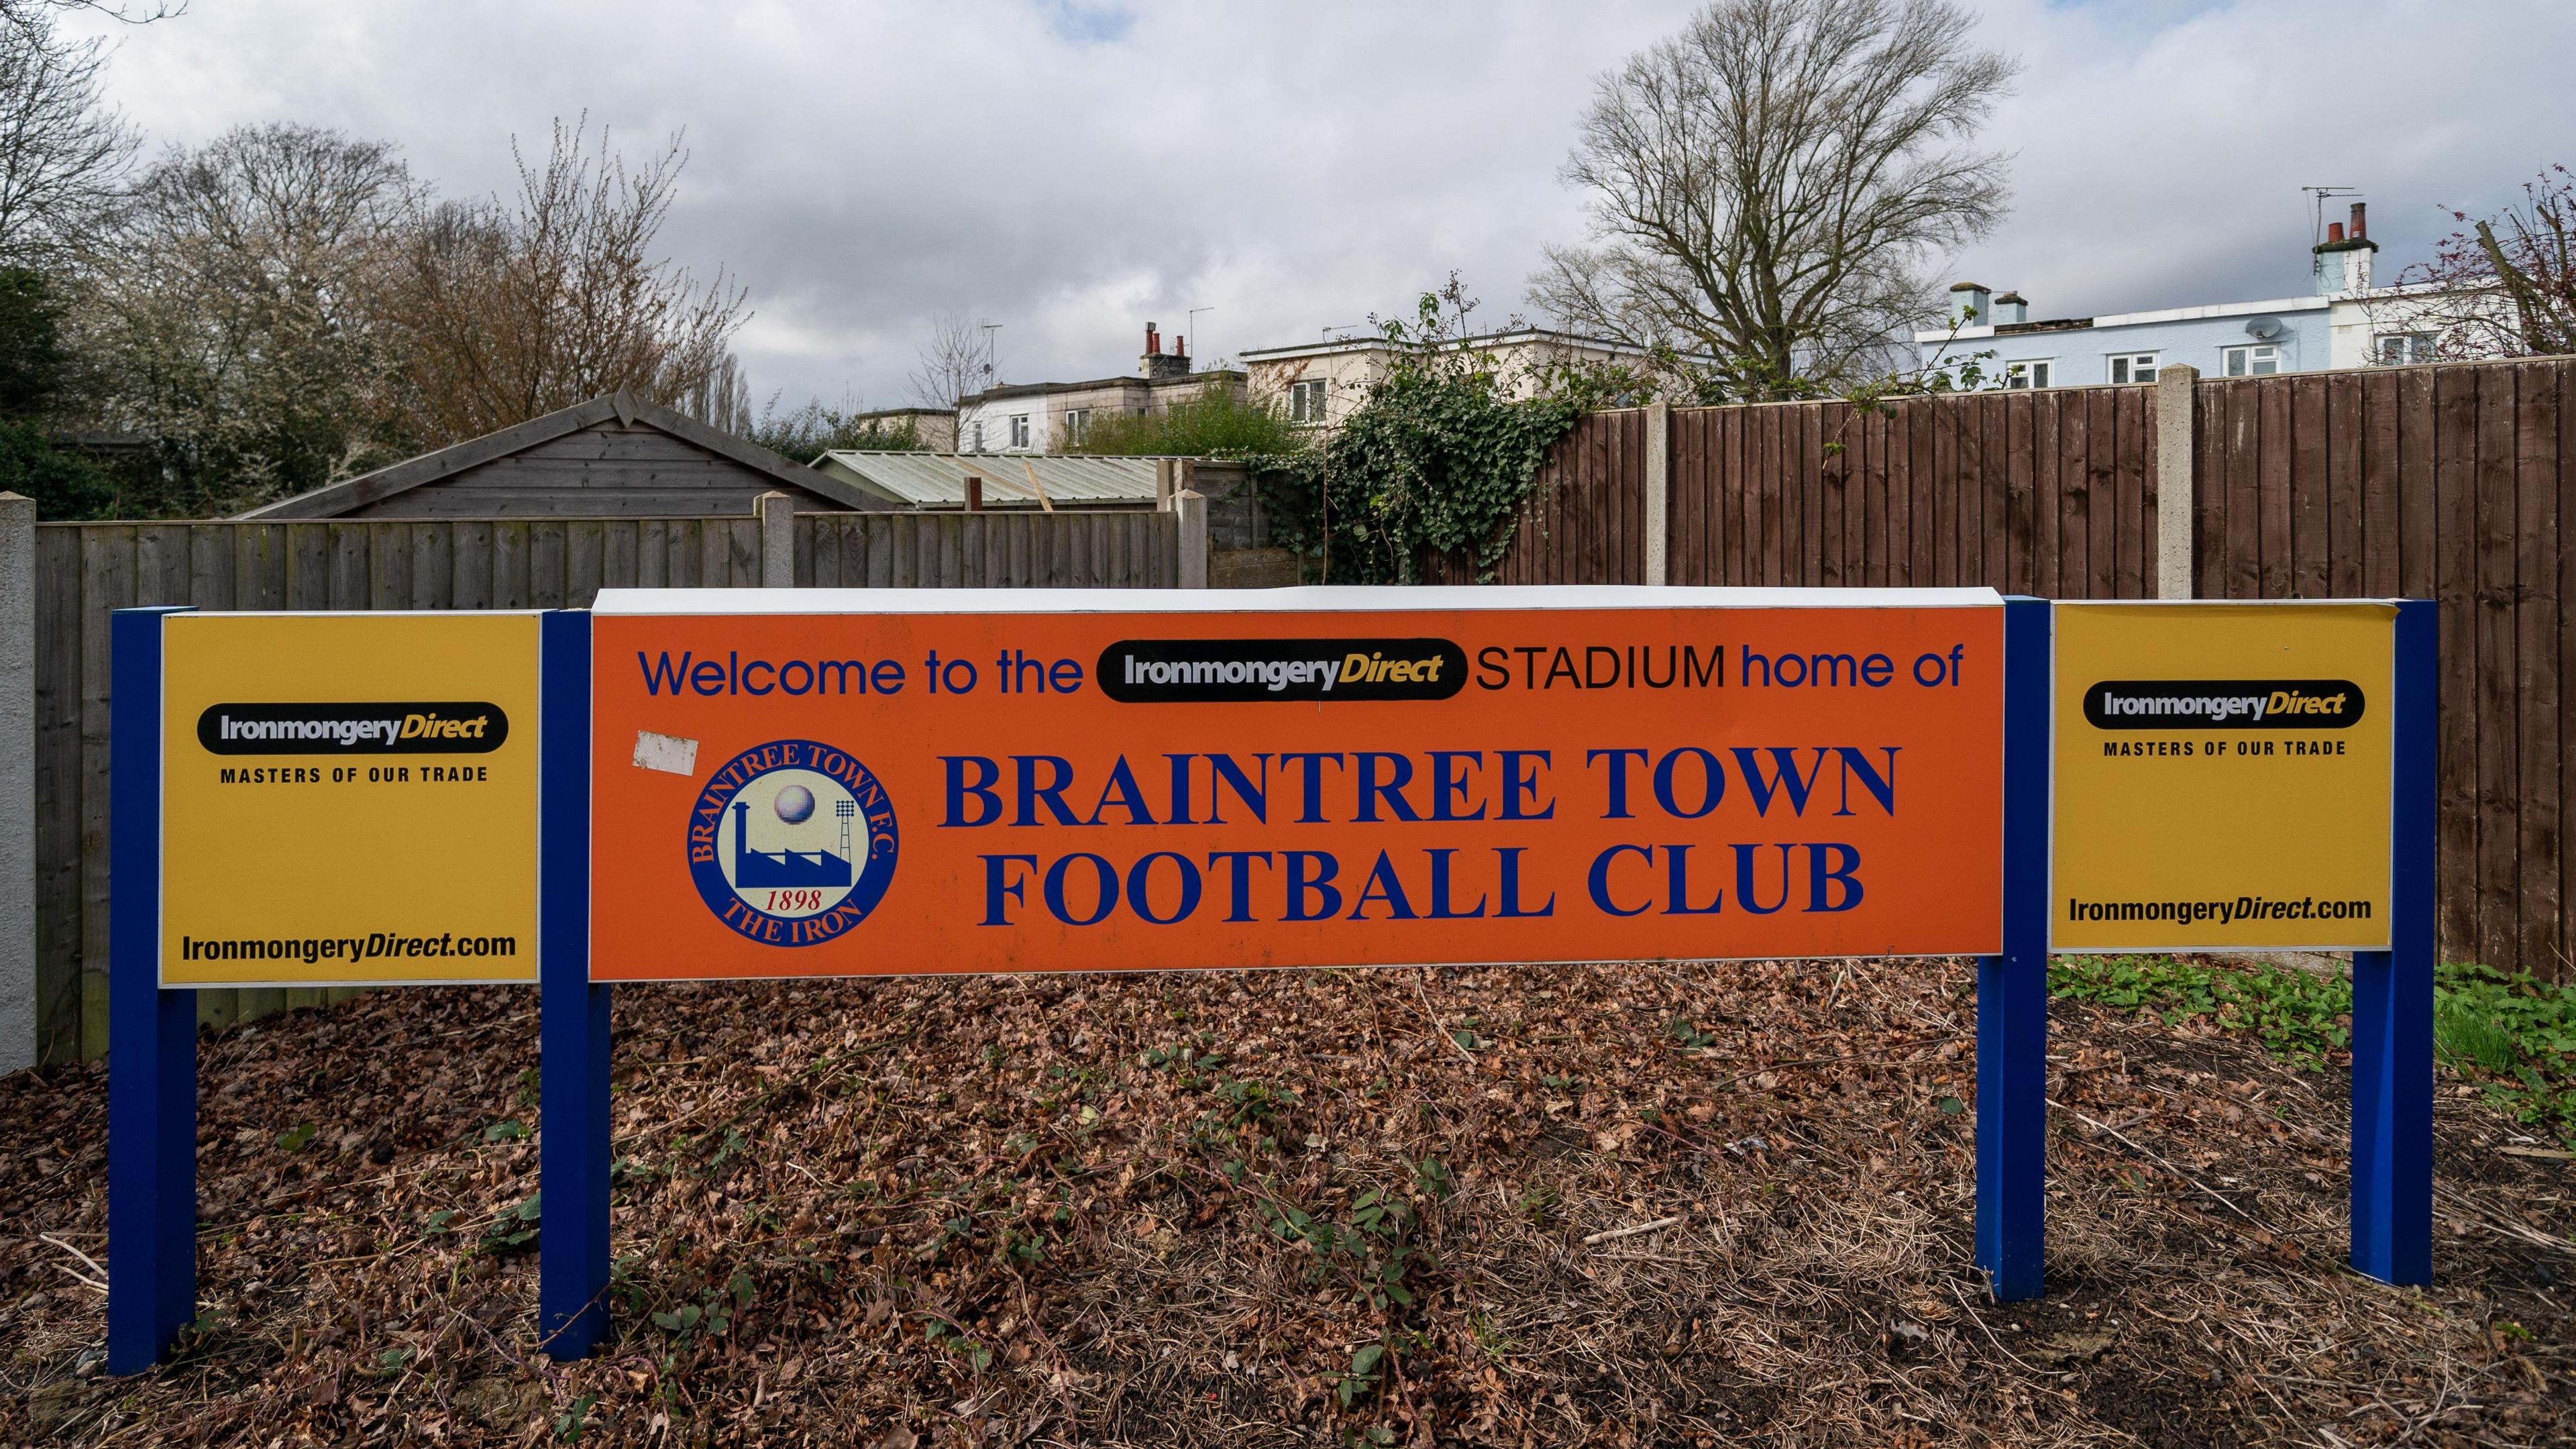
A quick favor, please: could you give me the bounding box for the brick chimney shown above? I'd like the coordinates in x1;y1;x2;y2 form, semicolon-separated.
2314;201;2378;294
1140;320;1191;380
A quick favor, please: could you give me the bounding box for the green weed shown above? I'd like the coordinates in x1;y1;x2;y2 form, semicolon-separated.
1668;1018;1721;1050
478;1193;541;1256
2049;953;2349;1063
651;1270;755;1342
2050;955;2576;1146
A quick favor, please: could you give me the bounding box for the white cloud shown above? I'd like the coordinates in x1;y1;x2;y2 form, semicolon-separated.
62;0;2574;411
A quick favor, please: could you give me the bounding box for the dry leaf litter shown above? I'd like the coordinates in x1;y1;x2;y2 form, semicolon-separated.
2;956;2569;1446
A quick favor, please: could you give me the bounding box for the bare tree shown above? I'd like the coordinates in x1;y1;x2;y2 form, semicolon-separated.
382;117;748;443
0;0;184;43
1529;0;2015;401
672;350;751;434
0;8;137;267
2382;165;2576;362
907;311;991;411
76;123;417;513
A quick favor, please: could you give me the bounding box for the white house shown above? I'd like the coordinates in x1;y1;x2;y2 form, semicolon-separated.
1919;203;2507;388
1238;327;1664;431
956;323;1243;455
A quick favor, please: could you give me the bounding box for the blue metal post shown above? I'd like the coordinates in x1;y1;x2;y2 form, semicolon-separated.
539;609;610;1358
1976;596;2050;1301
2351;599;2435;1285
107;606;197;1373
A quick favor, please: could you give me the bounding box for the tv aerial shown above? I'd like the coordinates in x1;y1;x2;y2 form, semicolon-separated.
2302;185;2359;245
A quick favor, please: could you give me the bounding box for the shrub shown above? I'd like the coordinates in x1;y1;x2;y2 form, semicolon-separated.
1065;384;1308;459
748;400;926;461
0;420;116;519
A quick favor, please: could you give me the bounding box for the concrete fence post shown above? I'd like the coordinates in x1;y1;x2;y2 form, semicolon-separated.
755;492;794;588
1643;400;1672;586
0;494;27;1076
2154;366;2198;600
1175;490;1208;589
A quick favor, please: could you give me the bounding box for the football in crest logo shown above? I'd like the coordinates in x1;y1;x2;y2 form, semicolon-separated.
688;739;899;947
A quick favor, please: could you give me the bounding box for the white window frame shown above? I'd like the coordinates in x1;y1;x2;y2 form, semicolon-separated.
2221;344;2281;377
2002;359;2053;390
2107;352;2159;385
1008;414;1030;449
2374;333;2434;366
1063;408;1090;445
971;421;984;452
1287;378;1329;423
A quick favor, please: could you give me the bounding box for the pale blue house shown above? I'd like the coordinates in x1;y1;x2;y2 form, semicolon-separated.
1918;202;2404;388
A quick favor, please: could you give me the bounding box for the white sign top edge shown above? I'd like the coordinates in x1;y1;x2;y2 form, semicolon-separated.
590;584;2008;616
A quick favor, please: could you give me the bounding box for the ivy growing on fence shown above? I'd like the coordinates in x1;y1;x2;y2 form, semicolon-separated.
1258;280;1603;584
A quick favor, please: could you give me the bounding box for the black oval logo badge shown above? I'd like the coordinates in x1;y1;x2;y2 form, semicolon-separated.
1098;639;1468;702
2082;680;2365;731
198;702;510;754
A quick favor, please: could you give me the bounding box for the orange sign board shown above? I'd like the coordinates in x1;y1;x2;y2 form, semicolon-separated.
587;590;2004;980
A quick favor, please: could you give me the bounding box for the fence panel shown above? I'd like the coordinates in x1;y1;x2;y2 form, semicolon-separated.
1456;360;2573;977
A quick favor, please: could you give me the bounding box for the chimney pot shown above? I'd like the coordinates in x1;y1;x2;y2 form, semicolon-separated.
1175;336;1185;358
2326;221;2345;243
965;476;983;512
2351;201;2367;239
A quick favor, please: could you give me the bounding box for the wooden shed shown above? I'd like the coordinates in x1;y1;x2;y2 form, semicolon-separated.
239;389;891;520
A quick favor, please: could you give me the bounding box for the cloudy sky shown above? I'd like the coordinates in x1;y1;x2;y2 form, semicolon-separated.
65;0;2576;414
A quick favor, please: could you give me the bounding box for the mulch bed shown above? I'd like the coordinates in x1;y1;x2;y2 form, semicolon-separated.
2;956;2569;1446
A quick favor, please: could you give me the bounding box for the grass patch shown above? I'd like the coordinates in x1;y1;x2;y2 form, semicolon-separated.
2050;953;2576;1146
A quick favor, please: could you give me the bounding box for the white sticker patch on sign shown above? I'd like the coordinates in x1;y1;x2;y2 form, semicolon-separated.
633;730;699;775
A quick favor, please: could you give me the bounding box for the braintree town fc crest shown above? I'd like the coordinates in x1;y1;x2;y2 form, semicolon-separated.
688;739;899;947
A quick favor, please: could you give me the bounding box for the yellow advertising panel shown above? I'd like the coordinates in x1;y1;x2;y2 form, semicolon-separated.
2052;602;2393;951
159;613;541;985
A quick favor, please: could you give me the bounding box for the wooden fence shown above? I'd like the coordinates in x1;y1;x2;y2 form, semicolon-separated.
36;509;1181;1063
1434;359;2574;981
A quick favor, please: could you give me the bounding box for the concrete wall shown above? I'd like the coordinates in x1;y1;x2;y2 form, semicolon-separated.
0;495;25;1075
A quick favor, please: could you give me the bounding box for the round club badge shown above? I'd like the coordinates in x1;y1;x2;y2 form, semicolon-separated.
688;740;898;947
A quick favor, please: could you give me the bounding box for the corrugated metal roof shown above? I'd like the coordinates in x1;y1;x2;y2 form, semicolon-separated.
812;451;1164;508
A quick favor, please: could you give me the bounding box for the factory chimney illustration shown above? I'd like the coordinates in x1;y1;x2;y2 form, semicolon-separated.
731;793;855;889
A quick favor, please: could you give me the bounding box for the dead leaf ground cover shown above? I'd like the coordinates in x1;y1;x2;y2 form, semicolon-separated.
3;954;2571;1447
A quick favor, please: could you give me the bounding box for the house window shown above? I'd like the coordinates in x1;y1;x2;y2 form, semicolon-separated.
2108;352;2159;385
1009;414;1030;448
1287;378;1330;423
971;421;984;451
2221;344;2281;376
1063;408;1090;445
2375;333;2434;366
2002;359;2053;389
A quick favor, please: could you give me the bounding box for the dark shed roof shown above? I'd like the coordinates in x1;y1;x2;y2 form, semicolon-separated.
240;389;894;520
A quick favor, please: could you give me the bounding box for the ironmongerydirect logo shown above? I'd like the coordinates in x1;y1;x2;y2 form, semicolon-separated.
2080;679;2367;731
197;702;509;753
1097;637;1468;702
688;739;899;947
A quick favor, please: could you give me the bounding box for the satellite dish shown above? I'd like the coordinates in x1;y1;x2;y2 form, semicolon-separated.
2245;317;2285;340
